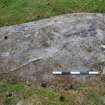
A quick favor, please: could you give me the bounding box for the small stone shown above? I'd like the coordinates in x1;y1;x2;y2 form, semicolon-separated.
16;100;24;105
37;15;40;18
40;81;47;88
101;96;105;104
59;96;65;102
69;84;73;89
26;80;31;86
47;2;50;5
5;92;13;98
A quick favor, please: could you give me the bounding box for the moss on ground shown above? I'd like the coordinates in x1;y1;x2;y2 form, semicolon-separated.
0;81;105;105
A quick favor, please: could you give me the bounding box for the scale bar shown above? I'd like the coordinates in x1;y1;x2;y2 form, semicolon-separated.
100;45;105;49
52;71;99;75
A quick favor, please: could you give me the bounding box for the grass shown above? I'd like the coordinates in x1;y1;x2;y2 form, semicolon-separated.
0;0;105;104
0;0;105;27
0;81;105;105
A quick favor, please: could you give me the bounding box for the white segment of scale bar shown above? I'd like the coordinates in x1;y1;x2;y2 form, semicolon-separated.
89;71;99;75
70;71;80;74
52;71;62;75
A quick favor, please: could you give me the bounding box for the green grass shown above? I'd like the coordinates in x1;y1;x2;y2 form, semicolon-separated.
0;0;105;27
0;82;66;105
0;82;105;105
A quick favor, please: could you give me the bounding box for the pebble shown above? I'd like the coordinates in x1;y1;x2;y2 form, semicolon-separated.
40;81;47;88
59;96;65;102
16;100;24;105
5;92;13;98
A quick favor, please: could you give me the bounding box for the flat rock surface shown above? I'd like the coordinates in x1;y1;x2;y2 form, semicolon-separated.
0;13;105;82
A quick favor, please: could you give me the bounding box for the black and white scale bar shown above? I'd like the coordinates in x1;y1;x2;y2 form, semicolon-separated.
52;71;99;75
100;45;105;49
100;45;105;52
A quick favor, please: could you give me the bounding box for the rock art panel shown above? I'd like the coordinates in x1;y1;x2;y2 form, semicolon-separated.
0;13;105;82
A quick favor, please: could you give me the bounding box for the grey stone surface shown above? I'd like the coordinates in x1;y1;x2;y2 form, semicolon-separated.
101;95;105;104
0;13;105;82
16;100;24;105
103;67;105;74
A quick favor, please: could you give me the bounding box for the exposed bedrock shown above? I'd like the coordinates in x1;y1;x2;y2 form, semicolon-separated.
0;13;105;82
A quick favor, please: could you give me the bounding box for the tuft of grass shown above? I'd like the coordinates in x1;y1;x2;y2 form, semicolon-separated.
0;81;105;105
0;82;65;105
0;0;105;27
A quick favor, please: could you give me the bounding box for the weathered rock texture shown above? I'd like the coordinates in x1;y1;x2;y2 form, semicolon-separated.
0;13;105;82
